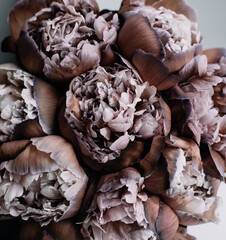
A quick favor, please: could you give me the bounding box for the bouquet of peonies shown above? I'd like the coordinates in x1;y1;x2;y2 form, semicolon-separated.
0;0;225;239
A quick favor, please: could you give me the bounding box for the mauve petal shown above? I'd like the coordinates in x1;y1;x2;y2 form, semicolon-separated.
17;30;44;75
164;44;202;74
140;135;165;177
117;14;165;61
0;140;30;162
156;200;179;240
179;55;208;81
34;78;59;135
44;220;83;240
202;144;225;180
152;0;198;22
4;142;58;175
144;156;169;194
132;49;178;91
162;85;192;133
8;0;55;42
31;135;88;220
12;118;45;140
203;48;226;64
100;43;118;66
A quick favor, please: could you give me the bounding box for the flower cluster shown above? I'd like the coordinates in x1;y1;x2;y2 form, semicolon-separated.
0;0;225;239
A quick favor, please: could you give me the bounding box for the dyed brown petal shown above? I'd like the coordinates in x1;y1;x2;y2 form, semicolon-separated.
162;85;192;133
160;97;171;136
152;0;198;22
117;14;165;61
156;200;179;240
203;48;226;63
12;118;46;140
168;135;202;167
0;140;30;162
132;50;178;90
8;0;54;42
140;136;165;177
179;55;207;81
100;43;118;66
5;143;55;175
144;195;160;234
34;78;59;135
202;144;225;180
17;30;44;75
164;44;202;74
173;210;205;226
144;156;169;194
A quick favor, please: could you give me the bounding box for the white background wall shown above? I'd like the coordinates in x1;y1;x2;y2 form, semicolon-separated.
0;1;225;239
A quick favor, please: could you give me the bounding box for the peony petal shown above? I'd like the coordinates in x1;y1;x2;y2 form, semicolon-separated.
17;30;44;75
8;0;54;42
34;78;59;135
179;55;208;81
202;144;225;180
0;140;30;162
117;14;165;61
164;44;202;74
140;136;165;177
31;135;88;220
152;0;198;22
203;48;226;63
100;43;118;66
132;49;178;90
160;97;171;136
144;156;169;194
156;200;179;240
12;118;46;140
162;85;192;133
4;142;58;175
144;195;160;234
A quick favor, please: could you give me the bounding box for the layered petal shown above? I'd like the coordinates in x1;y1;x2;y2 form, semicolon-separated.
0;63;59;142
0;135;88;226
62;64;167;171
15;1;119;82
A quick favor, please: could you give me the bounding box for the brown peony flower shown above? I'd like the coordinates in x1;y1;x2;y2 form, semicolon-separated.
0;135;88;226
60;64;171;171
117;0;202;81
0;63;59;142
119;0;200;57
174;50;226;179
6;0;119;82
140;135;221;227
81;167;179;240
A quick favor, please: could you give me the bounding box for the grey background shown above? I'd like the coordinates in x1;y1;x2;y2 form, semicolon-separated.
0;1;225;239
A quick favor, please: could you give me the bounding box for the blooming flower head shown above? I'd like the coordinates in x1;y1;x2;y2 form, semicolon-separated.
119;0;201;56
62;64;170;171
82;167;179;240
0;135;88;226
0;63;58;142
7;0;119;82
